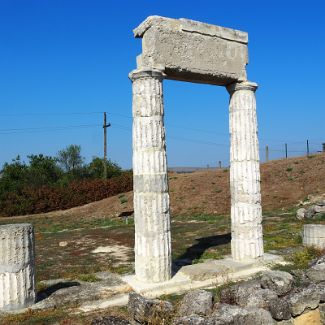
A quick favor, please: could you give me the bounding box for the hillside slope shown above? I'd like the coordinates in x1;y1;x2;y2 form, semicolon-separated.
5;153;325;219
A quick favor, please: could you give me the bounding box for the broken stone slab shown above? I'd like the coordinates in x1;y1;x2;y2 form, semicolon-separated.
232;307;276;325
178;260;231;281
320;303;325;324
0;224;36;312
292;309;321;325
128;292;173;324
178;289;213;317
268;298;291;321
296;208;306;220
208;303;245;324
34;272;131;310
303;224;325;249
133;16;248;85
316;283;325;302
173;315;206;325
260;270;294;296
276;320;293;325
219;279;261;306
243;288;278;309
306;263;325;283
91;316;131;325
288;286;320;316
314;205;325;213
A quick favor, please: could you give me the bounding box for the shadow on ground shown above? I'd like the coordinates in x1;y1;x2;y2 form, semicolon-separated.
37;281;80;302
173;233;231;272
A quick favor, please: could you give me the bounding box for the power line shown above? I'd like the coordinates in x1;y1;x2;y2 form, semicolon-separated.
0;124;101;134
0;112;103;117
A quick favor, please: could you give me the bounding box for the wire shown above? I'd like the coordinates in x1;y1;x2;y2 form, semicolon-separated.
0;124;101;134
0;112;103;117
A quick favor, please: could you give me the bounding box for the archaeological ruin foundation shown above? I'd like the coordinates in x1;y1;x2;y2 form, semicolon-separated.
129;16;264;283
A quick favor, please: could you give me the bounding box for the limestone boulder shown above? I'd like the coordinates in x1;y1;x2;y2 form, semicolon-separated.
232;307;276;325
219;280;261;305
306;253;325;283
293;309;321;325
128;292;173;324
178;290;213;317
290;269;311;287
305;206;317;219
243;288;278;309
268;298;291;321
172;315;206;325
296;208;306;220
306;264;325;283
316;283;325;302
320;303;325;324
309;254;325;267
260;271;294;296
208;303;244;324
288;286;320;316
275;320;293;325
91;316;131;325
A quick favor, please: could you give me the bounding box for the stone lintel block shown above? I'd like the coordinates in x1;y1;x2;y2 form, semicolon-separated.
133;16;248;85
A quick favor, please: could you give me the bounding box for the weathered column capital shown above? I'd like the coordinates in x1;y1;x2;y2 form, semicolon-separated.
226;81;258;94
129;68;166;82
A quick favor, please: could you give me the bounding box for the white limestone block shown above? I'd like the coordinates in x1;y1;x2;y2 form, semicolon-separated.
303;224;325;249
0;224;35;311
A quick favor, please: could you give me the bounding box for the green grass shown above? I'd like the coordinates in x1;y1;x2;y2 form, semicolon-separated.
118;194;128;204
76;273;101;282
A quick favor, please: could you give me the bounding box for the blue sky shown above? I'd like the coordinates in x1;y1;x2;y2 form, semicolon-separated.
0;0;324;169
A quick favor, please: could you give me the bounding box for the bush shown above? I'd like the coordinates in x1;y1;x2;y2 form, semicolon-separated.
0;172;133;217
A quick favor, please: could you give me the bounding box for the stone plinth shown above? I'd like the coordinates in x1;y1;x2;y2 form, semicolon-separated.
303;224;325;249
0;224;35;311
129;68;172;283
134;16;248;85
227;81;264;261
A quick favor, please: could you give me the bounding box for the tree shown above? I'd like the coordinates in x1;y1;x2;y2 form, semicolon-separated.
88;157;122;179
0;156;28;193
57;145;84;174
27;154;61;186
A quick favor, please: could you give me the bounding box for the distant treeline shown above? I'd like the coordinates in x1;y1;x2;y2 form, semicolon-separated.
0;145;132;216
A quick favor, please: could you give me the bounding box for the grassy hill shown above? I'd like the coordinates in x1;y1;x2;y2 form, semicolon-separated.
16;153;324;220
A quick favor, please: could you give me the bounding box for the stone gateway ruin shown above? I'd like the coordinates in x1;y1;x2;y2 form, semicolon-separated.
129;16;264;283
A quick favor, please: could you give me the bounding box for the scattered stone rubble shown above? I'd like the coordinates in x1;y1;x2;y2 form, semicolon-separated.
296;199;325;220
124;254;325;324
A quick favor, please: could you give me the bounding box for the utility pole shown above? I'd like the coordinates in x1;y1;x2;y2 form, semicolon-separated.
285;143;288;159
307;139;310;157
323;143;325;152
266;145;269;162
218;161;222;169
103;112;111;179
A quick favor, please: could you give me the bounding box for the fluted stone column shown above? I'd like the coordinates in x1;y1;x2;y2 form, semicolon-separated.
129;68;172;283
0;224;35;311
227;81;264;261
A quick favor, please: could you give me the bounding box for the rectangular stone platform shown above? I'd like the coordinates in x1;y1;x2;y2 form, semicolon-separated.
122;253;284;299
